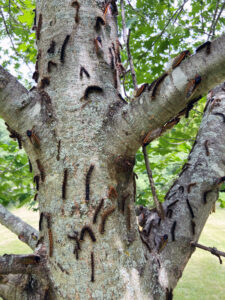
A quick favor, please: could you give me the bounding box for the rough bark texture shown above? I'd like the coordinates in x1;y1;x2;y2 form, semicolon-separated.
0;0;225;299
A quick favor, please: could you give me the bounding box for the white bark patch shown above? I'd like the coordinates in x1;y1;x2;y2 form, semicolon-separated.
172;68;188;92
158;265;169;289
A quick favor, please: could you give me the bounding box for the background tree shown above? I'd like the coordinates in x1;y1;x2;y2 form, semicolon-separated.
0;0;225;299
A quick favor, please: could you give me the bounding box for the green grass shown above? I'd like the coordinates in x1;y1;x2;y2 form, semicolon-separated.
0;207;224;299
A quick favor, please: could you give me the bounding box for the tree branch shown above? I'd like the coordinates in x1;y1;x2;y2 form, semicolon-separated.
137;82;225;290
191;241;225;264
0;254;41;275
108;34;225;155
0;204;38;250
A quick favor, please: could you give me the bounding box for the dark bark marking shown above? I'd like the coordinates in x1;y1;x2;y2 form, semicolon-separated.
5;123;22;149
204;140;210;156
47;61;57;73
167;199;179;209
83;86;103;100
71;1;80;23
187;183;197;193
185;95;202;118
39;212;44;231
40;77;50;89
213;112;225;123
191;220;196;235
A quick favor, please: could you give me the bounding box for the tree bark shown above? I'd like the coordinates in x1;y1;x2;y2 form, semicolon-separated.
1;0;225;299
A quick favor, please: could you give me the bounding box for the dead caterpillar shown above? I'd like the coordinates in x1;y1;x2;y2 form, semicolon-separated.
167;199;179;209
36;159;45;182
80;225;96;242
85;164;94;202
135;83;148;97
203;190;211;203
80;66;90;79
152;73;168;98
186;199;195;218
185;95;202;118
39;212;44;231
171;221;177;241
33;175;40;191
62;169;68;200
126;205;131;231
47;41;56;54
196;41;211;55
99;206;116;234
60;35;70;63
172;50;191;69
166;209;173;218
91;252;95;282
47;61;57;73
213;112;225;123
187;183;197;193
95;16;105;31
5;123;22;149
109;47;114;69
28;158;32;173
108;186;118;199
121;193;129;214
36;14;42;40
191;220;196;235
40;77;50;89
48;229;53;257
56;140;61;161
71;1;80;23
93;198;104;224
83;86;103;100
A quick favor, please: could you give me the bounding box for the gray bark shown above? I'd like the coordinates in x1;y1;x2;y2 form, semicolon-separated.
0;0;225;299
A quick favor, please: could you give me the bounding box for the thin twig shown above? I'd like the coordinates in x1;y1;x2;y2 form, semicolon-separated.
191;241;225;264
208;0;220;40
142;145;165;219
120;0;138;91
212;2;225;38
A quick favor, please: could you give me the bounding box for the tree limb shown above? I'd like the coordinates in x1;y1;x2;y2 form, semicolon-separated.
0;204;38;250
0;254;41;275
137;82;225;290
109;34;225;155
191;241;224;264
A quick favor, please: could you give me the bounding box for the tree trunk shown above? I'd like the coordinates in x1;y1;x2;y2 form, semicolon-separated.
1;0;225;299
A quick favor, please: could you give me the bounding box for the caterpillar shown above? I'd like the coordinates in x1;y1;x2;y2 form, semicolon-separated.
47;41;56;54
36;159;45;182
99;206;116;234
213;112;225;123
186;199;195;218
60;35;70;63
191;220;196;235
171;221;177;241
126;205;131;231
47;61;57;73
91;252;95;282
83;86;103;100
187;183;197;193
80;67;90;79
85;165;94;202
28;158;32;173
196;41;211;55
39;212;44;231
33;175;40;191
56;140;61;161
62;169;68;200
167;199;179;209
152;73;168;98
48;229;53;257
36;14;42;40
80;225;96;242
40;77;50;89
93;198;104;224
